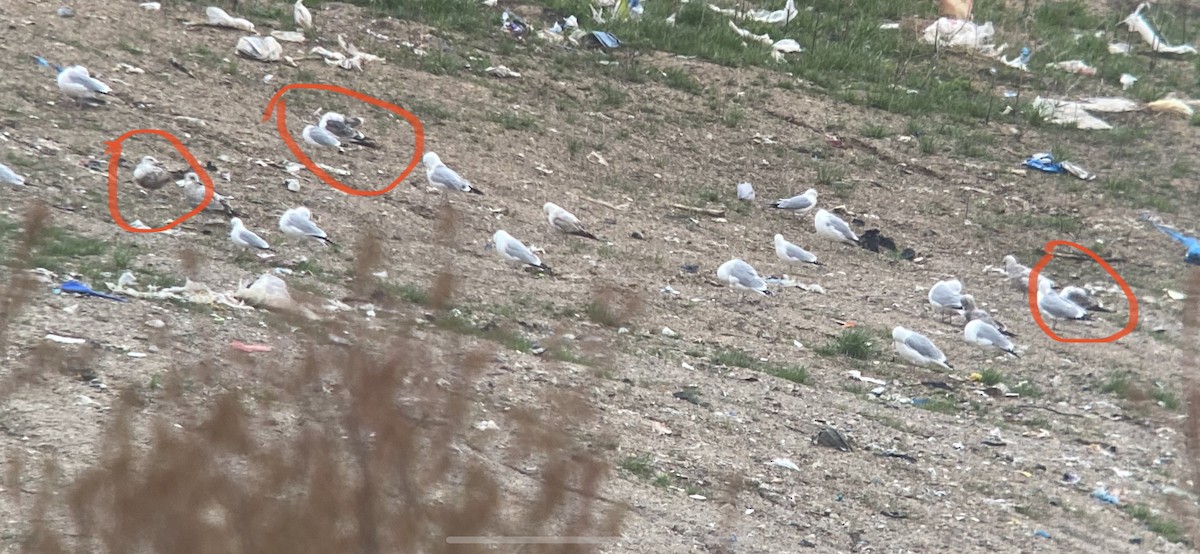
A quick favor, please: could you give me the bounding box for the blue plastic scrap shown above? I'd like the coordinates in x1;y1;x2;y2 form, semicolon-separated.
1034;530;1052;539
1091;486;1120;505
1145;219;1200;265
61;279;127;302
1023;152;1063;174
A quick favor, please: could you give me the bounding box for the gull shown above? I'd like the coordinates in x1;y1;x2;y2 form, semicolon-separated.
1037;279;1090;330
1144;217;1200;265
294;0;313;29
178;172;238;216
960;294;1015;337
963;319;1020;358
544;202;598;240
773;234;820;265
279;206;333;245
770;188;817;215
302;124;343;152
229;217;271;252
35;57;112;106
1002;254;1053;293
716;258;773;300
423;152;484;195
490;230;552;273
1061;286;1115;313
319;112;377;148
133;156;177;191
928;279;964;322
0;163;26;187
737;182;755;201
814;209;859;245
892;326;954;370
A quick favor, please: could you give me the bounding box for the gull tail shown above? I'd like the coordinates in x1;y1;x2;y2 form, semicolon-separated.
944;361;955;370
759;289;775;297
1005;349;1021;359
534;262;553;275
315;235;335;246
570;230;600;241
350;137;379;149
219;201;242;218
1000;329;1017;338
467;186;485;195
1090;305;1116;313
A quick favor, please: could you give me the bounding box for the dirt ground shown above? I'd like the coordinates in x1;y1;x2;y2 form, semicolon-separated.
1;0;1200;552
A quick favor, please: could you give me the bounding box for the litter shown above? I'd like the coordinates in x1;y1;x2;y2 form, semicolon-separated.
1001;47;1031;71
1108;42;1131;55
501;10;528;39
486;65;521;78
1030;97;1112;130
769;458;801;471
737;182;755;201
45;333;86;345
1022;152;1096;181
237;36;283;62
271;30;306;43
708;0;797;25
61;279;127;302
474;420;501;431
234;272;322;321
199;6;255;32
1122;3;1197;55
940;0;972;19
231;341;273;353
1034;530;1052;539
586;31;621;50
110;278;255;311
57;7;74;17
1120;73;1137;90
1048;60;1096;76
1091;486;1120;505
1147;97;1194;117
922;18;995;51
308;36;385;70
847;370;887;386
1078;97;1141;113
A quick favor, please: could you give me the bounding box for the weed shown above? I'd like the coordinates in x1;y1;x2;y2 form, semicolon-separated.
619;454;656;479
1102;371;1134;398
765;365;810;385
713;348;756;369
662;68;703;95
915;395;959;414
1125;504;1188;543
861;123;890;139
979;369;1005;386
492;111;538;131
814;329;876;360
918;135;940;155
1012;382;1043;399
816;165;845;188
1152;387;1181;410
595;83;627;108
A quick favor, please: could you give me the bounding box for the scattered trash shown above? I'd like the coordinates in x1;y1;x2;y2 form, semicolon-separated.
847;370;887;386
660;285;680;295
879;22;900;30
1091;486;1120;505
1063;472;1081;485
661;326;678;338
201;6;255;32
309;36;386;70
501;10;528;39
61;279;127;302
1147;97;1194;117
1078;97;1141;113
1023;152;1096;181
673;387;710;408
1166;289;1187;300
586;31;621;50
57;6;74;17
813;427;853;452
939;0;972;19
285;178;301;192
271;30;306;43
586;151;609;166
1048;60;1096;76
922;18;995;51
649;420;673;435
1109;42;1132;55
1001;46;1031;71
1122;3;1197;55
139;2;161;10
1030;97;1112;130
486;65;521;78
237;36;283;63
231;341;273;353
128;352;148;358
770;458;801;471
234;273;321;320
45;333;86;345
737;182;755;201
473;420;501;431
1120;73;1137;90
708;0;797;25
1034;530;1052;539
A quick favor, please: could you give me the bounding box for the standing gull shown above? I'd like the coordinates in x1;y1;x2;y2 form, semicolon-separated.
892;326;954;370
1037;279;1090;330
928;279;964;322
490;230;551;273
319;112;377;148
716;259;773;300
279;206;334;245
133;156;175;191
229;218;271;252
1002;254;1053;293
773;234;820;265
423;152;484;195
814;209;859;245
963;319;1020;358
294;0;313;29
0;163;26;187
35;58;112;106
771;188;818;215
544;202;598;240
960;294;1015;337
178;172;238;216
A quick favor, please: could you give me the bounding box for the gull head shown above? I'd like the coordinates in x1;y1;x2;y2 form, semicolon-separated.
1002;255;1018;268
229;217;244;228
422;152;442;167
960;294;977;310
891;326;908;342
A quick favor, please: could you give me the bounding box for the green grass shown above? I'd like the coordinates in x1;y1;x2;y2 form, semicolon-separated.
595;83;627;108
662;68;703;95
1124;504;1188;544
491;112;538;131
712;348;810;385
915;395;959;414
1152;387;1181;410
713;348;756;369
813;329;876;360
1102;371;1134;398
979;369;1005;386
1012;382;1043;399
618;454;656;479
764;365;810;385
861;123;890;139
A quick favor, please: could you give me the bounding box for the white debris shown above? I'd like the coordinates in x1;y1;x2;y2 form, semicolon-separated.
237;36;283;62
45;333;85;345
486;65;521;78
1122;3;1197;55
205;6;255;32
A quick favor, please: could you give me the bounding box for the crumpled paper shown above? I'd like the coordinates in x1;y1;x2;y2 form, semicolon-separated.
237;36;283;62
